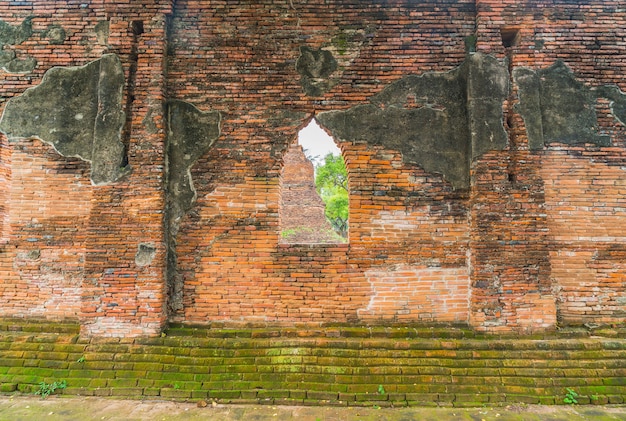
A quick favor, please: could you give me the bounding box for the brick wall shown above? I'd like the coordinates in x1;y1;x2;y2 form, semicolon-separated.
169;0;474;327
0;0;173;336
0;0;625;336
0;138;91;321
470;0;626;329
542;150;626;325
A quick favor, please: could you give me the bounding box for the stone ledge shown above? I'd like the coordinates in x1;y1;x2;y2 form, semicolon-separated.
0;322;625;407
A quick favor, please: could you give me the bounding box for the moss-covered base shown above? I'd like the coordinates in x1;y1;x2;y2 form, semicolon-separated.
1;319;625;407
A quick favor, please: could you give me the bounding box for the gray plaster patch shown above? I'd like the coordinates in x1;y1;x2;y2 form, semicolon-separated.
0;54;128;184
166;100;221;311
3;56;36;74
515;61;610;149
0;17;33;46
0;49;16;67
466;53;510;158
26;249;40;260
166;100;221;221
135;243;157;267
593;84;626;127
45;25;66;45
317;53;508;189
142;106;159;135
0;17;36;73
296;46;338;96
95;21;109;46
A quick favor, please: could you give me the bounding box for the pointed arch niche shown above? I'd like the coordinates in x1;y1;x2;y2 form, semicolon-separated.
279;118;348;244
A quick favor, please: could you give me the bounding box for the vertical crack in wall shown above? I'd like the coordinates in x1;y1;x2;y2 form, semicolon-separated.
165;100;221;313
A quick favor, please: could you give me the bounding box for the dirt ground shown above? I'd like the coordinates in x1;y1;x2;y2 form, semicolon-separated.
1;395;626;421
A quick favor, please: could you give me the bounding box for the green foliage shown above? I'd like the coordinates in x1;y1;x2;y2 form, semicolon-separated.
564;388;579;404
35;380;67;399
377;384;386;395
315;153;348;237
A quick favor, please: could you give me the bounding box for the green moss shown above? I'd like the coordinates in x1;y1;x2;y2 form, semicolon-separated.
143;388;161;396
257;389;291;399
17;384;36;393
0;383;17;392
113;387;145;396
0;358;23;367
2;323;626;408
331;33;349;55
132;362;164;372
82;361;114;370
114;370;148;379
208;390;241;399
160;388;191;399
603;378;626;386
62;378;91;387
88;379;108;388
274;365;303;373
161;372;195;382
112;362;134;371
106;379;138;388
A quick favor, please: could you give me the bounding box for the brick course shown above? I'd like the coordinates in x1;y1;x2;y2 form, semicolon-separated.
0;0;625;336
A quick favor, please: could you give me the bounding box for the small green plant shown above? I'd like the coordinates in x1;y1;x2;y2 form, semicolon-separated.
280;227;310;238
377;384;386;395
564;388;579;404
76;356;86;363
332;33;349;55
35;380;67;399
174;383;181;390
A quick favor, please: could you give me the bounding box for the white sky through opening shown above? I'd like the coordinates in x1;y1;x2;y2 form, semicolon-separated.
298;119;341;168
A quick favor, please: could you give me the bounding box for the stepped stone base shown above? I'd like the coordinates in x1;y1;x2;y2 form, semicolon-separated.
1;319;625;407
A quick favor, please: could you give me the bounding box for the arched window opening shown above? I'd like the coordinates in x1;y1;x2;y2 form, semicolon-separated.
279;119;348;244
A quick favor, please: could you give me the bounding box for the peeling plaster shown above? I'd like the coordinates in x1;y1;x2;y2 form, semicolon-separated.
318;53;509;189
0;54;129;184
514;60;619;149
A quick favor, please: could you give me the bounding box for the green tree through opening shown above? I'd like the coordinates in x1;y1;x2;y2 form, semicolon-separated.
315;153;348;238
